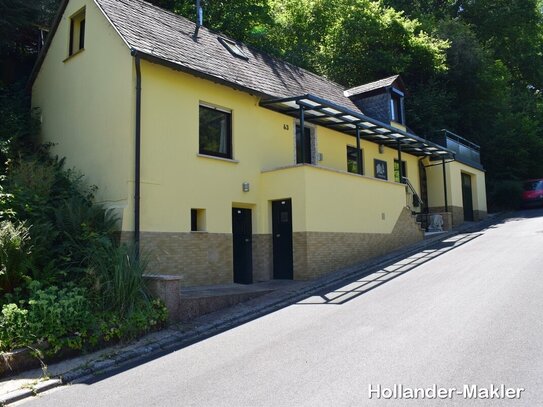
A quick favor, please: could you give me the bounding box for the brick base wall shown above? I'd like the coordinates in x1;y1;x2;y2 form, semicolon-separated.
121;208;424;286
121;231;233;286
430;206;463;227
293;207;423;280
430;206;487;227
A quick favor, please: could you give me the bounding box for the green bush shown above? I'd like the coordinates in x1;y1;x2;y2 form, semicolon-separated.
0;220;31;294
0;282;93;352
0;154;168;356
86;244;149;317
488;179;523;211
0;283;168;353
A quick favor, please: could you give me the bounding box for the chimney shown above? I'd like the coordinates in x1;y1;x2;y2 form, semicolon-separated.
194;0;203;38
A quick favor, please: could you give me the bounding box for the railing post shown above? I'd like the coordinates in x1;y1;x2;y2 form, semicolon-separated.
355;125;362;175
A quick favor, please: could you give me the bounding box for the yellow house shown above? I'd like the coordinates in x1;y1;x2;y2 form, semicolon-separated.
30;0;487;287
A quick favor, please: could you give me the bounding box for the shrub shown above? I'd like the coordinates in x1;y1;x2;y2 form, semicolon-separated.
87;244;150;317
0;220;31;294
0;282;93;352
487;179;523;211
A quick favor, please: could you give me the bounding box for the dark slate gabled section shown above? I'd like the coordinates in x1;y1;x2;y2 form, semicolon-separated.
350;92;390;123
344;75;406;124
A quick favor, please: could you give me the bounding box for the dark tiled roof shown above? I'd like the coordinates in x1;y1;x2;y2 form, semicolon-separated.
344;75;402;97
95;0;361;110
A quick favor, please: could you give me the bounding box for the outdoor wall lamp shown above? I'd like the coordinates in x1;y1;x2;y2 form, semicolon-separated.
242;182;250;192
379;144;385;154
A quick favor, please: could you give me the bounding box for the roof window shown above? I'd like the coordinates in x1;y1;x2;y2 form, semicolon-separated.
218;37;249;60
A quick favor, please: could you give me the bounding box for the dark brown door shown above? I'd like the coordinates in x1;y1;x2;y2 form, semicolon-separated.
272;199;294;279
232;208;253;284
461;173;474;221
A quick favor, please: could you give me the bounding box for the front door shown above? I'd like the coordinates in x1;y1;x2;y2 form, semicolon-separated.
461;173;474;221
232;208;253;284
272;199;294;279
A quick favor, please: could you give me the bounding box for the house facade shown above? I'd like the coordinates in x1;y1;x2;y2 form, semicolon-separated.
31;0;487;287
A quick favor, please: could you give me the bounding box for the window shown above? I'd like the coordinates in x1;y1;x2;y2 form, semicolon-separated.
191;209;206;231
374;159;388;180
390;90;404;124
218;37;249;60
69;8;86;56
394;159;407;183
296;125;313;164
199;104;232;159
346;146;363;174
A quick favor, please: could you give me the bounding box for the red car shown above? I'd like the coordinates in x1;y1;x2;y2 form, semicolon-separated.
522;179;543;207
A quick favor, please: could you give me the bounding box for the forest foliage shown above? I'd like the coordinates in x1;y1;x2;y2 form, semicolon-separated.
2;0;543;203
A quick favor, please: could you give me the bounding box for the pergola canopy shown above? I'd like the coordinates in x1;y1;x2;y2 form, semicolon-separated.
260;94;454;159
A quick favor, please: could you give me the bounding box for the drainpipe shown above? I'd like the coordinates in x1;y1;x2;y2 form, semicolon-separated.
131;49;142;257
442;156;448;212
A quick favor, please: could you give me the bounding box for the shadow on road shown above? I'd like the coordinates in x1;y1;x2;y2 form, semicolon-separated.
500;207;543;222
297;232;483;306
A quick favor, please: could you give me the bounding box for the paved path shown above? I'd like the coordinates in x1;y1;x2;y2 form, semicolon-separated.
18;210;543;406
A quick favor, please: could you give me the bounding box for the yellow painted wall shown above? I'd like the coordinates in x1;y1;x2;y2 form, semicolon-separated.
318;128;421;195
425;158;487;212
261;165;407;233
32;0;134;229
136;61;422;235
33;11;424;237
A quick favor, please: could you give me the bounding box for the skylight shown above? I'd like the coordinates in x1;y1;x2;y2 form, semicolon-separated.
218;37;249;60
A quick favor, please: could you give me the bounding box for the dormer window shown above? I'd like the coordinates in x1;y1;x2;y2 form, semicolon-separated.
390;88;404;124
69;8;86;57
218;37;249;60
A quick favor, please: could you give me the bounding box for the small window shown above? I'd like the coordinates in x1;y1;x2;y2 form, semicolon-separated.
199;104;232;159
191;209;206;232
374;159;388;180
69;8;86;56
346;146;363;174
390;89;404;124
218;37;249;60
394;159;407;183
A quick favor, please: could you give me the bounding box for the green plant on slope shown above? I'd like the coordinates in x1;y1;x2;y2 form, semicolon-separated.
0;220;31;294
0;282;93;352
87;244;150;317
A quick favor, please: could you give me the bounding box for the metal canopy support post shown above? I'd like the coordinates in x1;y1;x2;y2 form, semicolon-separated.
442;157;449;212
299;105;305;164
355;125;362;175
397;140;403;183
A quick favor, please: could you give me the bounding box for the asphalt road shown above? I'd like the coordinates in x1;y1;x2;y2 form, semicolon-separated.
22;209;543;406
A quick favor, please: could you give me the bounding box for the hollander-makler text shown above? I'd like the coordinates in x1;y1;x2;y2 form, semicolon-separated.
368;384;525;400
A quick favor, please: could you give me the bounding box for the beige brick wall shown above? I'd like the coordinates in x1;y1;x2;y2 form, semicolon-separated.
430;205;464;227
293;207;423;280
474;210;487;222
122;231;233;286
120;208;424;286
252;234;272;282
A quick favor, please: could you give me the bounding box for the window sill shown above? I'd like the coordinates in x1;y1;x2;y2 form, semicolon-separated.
63;48;85;63
197;154;239;164
190;230;208;234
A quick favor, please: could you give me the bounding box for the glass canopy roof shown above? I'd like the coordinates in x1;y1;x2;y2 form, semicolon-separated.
260;94;454;158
